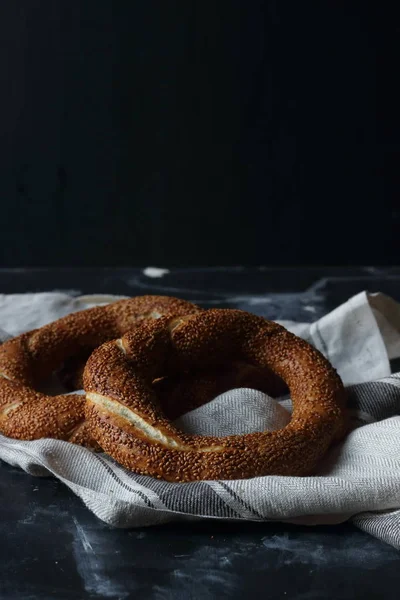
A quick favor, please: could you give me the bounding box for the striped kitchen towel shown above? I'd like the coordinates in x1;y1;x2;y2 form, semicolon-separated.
0;291;399;549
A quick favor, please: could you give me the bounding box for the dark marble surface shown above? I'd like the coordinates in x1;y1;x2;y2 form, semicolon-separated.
0;267;399;600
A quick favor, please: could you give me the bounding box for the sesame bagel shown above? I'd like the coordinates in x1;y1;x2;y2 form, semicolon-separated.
0;295;201;445
84;309;347;481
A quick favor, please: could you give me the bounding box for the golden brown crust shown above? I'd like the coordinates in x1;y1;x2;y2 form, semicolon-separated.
0;295;201;445
84;309;347;481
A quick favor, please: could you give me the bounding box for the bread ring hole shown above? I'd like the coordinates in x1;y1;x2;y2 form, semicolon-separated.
155;362;291;435
173;389;291;436
49;347;95;394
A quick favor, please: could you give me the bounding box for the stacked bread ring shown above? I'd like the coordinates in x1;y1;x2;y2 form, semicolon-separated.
0;295;347;481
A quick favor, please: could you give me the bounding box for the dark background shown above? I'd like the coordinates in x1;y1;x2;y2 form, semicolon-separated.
0;1;398;268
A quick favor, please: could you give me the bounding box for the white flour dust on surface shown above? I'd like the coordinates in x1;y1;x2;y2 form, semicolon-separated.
70;517;130;599
143;267;170;278
261;532;396;567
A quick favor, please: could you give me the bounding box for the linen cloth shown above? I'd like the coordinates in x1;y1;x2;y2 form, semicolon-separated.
0;290;399;549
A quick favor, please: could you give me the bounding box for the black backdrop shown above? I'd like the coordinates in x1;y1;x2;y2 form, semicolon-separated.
0;1;398;267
